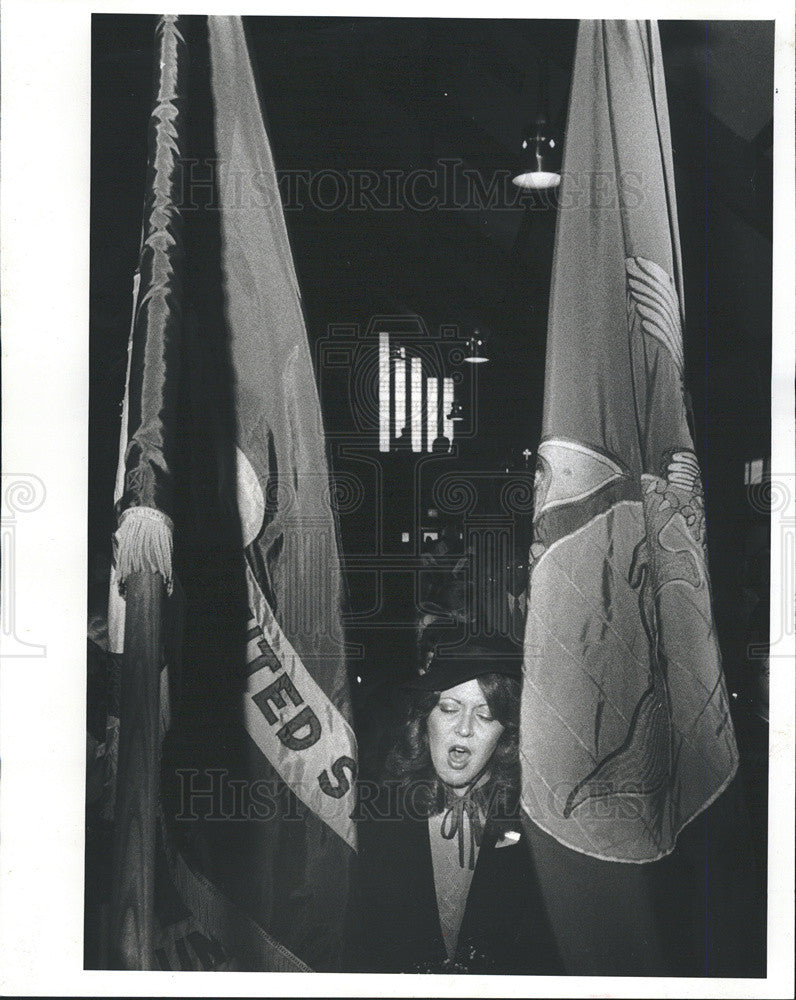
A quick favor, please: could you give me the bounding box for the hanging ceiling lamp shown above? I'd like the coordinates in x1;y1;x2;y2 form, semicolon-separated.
512;51;562;190
512;116;561;190
464;332;489;363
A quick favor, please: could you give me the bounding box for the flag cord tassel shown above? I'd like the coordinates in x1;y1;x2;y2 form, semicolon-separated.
115;506;174;595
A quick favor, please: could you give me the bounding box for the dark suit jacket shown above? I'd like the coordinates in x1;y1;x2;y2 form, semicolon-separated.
353;798;563;974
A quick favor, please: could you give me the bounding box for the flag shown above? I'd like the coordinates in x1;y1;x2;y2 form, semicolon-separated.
201;14;357;966
107;14;356;971
521;20;738;863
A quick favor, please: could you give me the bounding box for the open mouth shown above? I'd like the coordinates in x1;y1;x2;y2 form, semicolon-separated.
447;745;471;770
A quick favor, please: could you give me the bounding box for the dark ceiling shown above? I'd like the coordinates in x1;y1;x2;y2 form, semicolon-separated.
90;16;774;566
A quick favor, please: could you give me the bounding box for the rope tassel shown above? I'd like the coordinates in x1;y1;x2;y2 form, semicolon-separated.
115;506;174;595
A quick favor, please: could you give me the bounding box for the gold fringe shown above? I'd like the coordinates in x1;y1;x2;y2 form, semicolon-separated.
115;506;174;595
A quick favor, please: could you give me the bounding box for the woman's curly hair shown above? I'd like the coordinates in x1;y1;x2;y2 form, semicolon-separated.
384;672;521;823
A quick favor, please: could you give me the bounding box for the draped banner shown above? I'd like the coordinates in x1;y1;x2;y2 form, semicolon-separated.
207;16;357;856
520;20;738;862
108;14;356;970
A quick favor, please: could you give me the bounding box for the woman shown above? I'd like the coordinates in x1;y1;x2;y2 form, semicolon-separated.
355;636;562;974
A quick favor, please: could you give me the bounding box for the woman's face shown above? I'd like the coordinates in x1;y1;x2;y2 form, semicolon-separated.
427;678;505;792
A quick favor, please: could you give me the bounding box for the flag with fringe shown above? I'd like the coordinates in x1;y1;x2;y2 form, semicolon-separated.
106;14;356;970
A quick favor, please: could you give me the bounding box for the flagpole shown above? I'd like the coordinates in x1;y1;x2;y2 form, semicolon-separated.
108;14;188;969
111;570;163;969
